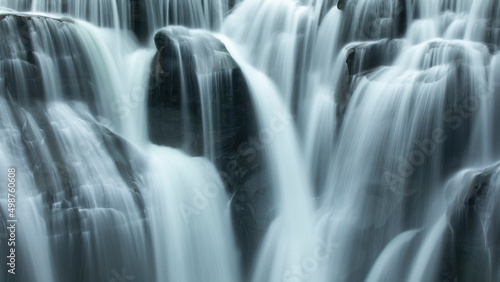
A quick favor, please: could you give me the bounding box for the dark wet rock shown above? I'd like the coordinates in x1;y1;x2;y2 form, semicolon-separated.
148;30;202;153
149;28;249;156
149;27;272;273
339;39;492;180
0;14;44;103
336;39;403;123
337;0;348;11
0;98;155;282
6;102;148;214
340;0;407;42
316;0;337;22
228;0;240;10
129;0;150;43
0;14;97;109
149;27;257;179
434;42;491;176
443;163;500;282
230;170;274;275
345;39;403;76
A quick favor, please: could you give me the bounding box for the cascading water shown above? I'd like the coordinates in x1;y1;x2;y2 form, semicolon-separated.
0;6;240;282
0;0;242;39
0;0;129;28
0;0;499;282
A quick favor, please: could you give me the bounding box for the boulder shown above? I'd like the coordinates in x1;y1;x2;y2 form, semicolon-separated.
148;27;273;273
337;0;348;11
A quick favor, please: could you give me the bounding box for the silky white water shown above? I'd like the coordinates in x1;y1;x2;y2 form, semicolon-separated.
0;0;499;281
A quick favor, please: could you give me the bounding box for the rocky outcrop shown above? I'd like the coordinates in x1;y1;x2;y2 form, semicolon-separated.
443;163;500;281
337;0;348;10
0;14;48;102
129;0;149;42
148;27;273;272
148;28;255;160
0;18;155;282
336;39;403;124
317;0;337;22
344;39;403;77
340;0;408;42
0;14;97;109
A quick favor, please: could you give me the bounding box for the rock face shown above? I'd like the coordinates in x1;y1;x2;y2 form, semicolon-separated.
0;15;49;102
344;39;403;77
148;27;272;272
0;14;98;110
337;0;348;10
339;39;492;177
148;27;255;161
0;15;155;282
129;0;236;42
443;163;500;281
148;28;203;154
336;39;403;124
340;0;407;42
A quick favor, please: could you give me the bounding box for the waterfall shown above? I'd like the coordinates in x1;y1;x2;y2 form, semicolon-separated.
0;0;129;28
0;0;241;37
1;0;499;281
220;36;316;282
0;6;240;282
